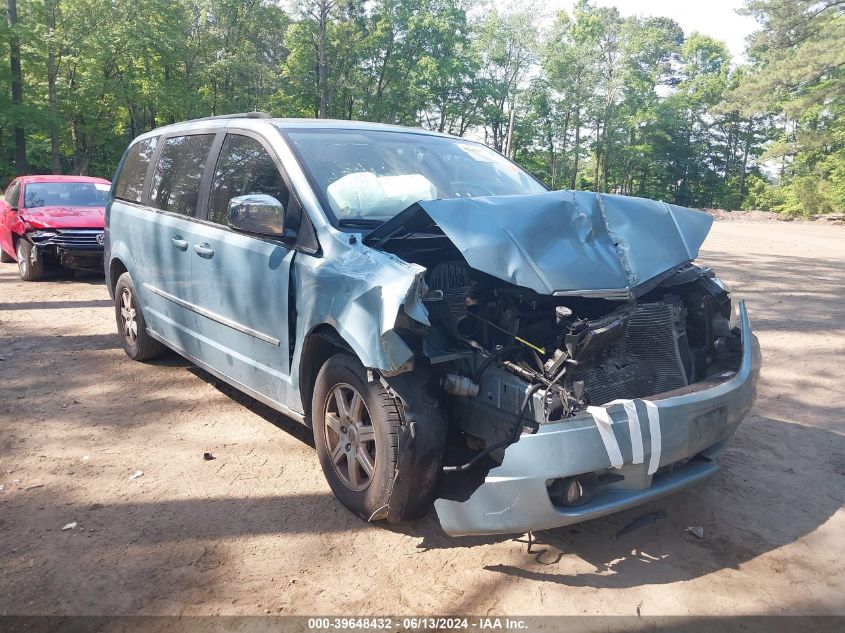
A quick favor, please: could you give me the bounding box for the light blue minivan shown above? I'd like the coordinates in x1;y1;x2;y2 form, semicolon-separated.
106;113;760;536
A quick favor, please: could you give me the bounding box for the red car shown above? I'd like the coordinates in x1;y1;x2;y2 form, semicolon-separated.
0;175;111;280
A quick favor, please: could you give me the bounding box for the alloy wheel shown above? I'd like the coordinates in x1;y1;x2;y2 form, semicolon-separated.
323;383;377;491
120;287;138;346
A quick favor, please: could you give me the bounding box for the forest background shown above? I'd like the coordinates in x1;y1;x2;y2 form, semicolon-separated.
1;0;842;217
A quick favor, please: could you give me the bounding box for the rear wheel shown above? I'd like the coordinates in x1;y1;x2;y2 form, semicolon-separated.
0;247;13;263
114;272;165;361
16;239;44;281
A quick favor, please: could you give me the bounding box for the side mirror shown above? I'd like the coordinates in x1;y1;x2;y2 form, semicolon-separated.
227;194;286;236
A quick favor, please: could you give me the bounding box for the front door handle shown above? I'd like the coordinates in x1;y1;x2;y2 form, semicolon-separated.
193;243;215;259
171;236;188;250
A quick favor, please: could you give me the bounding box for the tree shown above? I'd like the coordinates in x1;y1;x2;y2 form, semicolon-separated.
727;0;845;215
6;0;26;172
0;0;812;217
473;3;539;153
298;0;337;118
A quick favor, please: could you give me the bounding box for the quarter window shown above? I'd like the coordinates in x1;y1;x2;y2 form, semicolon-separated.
150;134;215;216
208;134;289;225
4;181;20;207
114;137;158;203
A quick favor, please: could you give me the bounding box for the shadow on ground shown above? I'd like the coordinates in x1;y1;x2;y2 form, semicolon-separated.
185;365;315;448
0;299;112;310
1;237;843;610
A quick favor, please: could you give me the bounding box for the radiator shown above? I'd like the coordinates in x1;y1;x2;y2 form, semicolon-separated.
572;302;688;405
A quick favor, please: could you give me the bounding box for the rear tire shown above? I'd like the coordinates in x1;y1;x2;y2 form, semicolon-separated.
312;353;446;523
114;272;165;361
0;247;13;263
16;239;44;281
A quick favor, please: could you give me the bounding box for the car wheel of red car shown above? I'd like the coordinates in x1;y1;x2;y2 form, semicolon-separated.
15;239;45;281
0;247;13;263
114;272;166;361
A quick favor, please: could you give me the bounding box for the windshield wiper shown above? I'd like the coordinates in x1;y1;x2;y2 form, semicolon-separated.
338;218;384;228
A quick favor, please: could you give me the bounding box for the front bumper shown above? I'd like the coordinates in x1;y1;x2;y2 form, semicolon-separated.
28;228;105;270
434;301;762;536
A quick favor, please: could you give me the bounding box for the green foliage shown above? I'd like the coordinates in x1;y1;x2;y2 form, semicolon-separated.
0;0;842;218
726;0;845;216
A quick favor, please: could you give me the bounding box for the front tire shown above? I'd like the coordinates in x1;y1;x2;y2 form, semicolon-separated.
16;239;44;281
313;354;399;521
114;272;165;361
312;353;446;523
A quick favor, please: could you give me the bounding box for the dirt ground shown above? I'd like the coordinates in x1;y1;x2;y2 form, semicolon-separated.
0;221;843;617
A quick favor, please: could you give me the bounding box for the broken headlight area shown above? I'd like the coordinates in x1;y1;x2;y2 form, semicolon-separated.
410;259;743;478
27;229;59;242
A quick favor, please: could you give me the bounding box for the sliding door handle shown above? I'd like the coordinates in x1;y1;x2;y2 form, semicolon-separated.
193;243;215;259
171;237;188;250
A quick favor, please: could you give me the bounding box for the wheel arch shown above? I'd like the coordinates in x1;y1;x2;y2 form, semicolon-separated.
2;231;21;261
298;324;355;426
108;257;129;299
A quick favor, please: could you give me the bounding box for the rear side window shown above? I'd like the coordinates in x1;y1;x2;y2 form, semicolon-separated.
114;138;157;203
150;134;215;216
207;134;289;225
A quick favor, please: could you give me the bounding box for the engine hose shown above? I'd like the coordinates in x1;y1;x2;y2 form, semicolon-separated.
472;345;518;383
443;382;544;473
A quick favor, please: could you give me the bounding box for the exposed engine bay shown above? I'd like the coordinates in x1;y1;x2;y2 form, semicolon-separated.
380;234;742;473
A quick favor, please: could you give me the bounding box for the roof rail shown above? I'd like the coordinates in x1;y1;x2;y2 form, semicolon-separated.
188;111;272;123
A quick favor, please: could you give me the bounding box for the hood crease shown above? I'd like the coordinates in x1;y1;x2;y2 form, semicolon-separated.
365;190;713;300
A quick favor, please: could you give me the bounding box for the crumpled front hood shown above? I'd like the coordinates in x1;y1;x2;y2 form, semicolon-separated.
365;190;713;299
21;206;105;230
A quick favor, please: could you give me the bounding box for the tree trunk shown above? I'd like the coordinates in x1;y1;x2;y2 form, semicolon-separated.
740;124;751;197
317;1;330;119
373;35;394;121
570;106;581;190
557;105;571;189
47;0;61;173
725;120;735;183
593;118;601;192
504;107;515;158
7;0;26;173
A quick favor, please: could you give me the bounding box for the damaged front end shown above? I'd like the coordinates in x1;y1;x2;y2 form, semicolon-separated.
24;228;105;271
362;190;761;536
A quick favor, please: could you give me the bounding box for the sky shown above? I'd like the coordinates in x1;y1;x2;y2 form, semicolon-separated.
544;0;760;62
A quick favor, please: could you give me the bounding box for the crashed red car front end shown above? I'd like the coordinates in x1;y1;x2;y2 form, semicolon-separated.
0;175;110;280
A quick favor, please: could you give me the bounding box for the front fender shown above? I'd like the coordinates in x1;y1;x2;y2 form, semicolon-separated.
288;244;430;412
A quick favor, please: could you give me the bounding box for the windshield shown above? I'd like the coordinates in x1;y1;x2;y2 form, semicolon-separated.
23;182;110;208
281;128;546;224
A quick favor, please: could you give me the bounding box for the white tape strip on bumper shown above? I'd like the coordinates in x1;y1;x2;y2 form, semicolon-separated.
590;399;660;473
643;400;662;475
586;406;624;468
621;399;644;464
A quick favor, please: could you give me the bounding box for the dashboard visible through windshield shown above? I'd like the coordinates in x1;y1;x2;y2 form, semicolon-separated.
279;127;547;225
